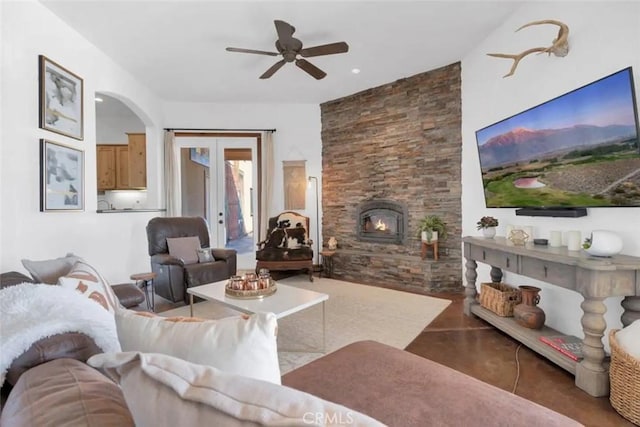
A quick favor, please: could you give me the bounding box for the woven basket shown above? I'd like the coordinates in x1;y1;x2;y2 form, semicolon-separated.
609;329;640;425
479;282;521;317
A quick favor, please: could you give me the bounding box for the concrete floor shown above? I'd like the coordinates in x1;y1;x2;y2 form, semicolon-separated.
152;277;634;426
405;292;634;427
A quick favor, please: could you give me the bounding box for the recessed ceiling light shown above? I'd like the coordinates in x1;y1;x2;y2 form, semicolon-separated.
95;97;104;102
351;68;361;74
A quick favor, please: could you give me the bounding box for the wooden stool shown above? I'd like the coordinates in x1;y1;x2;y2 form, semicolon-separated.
130;272;157;312
421;241;438;261
319;250;336;278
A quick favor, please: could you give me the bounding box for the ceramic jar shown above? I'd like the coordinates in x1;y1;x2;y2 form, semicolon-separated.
513;286;546;329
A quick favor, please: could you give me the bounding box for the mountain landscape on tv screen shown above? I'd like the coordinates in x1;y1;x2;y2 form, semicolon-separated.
479;124;637;169
478;124;640;208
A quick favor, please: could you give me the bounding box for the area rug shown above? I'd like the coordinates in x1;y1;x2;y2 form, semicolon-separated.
160;276;451;374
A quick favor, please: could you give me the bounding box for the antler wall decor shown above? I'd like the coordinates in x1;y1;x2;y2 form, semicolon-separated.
487;20;569;77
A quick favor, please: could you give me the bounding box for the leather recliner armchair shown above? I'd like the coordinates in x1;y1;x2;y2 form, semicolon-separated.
146;217;237;303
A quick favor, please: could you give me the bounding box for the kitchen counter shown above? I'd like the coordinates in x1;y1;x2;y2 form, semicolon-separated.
96;208;166;214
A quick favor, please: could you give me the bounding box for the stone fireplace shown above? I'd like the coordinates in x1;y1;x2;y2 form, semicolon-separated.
320;62;463;292
357;200;407;245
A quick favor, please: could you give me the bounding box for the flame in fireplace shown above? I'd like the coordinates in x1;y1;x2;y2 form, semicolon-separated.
375;219;387;231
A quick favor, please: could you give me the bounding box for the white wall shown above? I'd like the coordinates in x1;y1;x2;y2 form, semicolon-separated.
462;2;640;347
1;1;165;283
161;102;323;249
96;117;145;143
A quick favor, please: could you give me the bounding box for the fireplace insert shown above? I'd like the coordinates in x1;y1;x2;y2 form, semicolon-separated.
357;200;407;244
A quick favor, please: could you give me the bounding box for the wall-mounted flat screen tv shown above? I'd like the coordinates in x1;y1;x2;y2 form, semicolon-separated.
475;67;640;208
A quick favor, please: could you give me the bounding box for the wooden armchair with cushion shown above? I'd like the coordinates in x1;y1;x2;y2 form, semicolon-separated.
256;211;313;282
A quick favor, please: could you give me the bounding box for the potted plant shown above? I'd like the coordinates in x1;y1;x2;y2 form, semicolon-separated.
477;216;499;238
417;215;447;243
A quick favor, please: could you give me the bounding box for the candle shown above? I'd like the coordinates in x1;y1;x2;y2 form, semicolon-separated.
567;231;582;251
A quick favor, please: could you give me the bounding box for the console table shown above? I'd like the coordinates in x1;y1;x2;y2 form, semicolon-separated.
462;236;640;397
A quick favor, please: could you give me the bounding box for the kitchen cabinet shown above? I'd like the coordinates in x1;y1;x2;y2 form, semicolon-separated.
96;133;146;191
127;133;146;189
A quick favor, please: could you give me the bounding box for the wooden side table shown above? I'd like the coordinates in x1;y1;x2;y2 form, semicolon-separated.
421;241;438;261
130;272;157;312
319;250;336;278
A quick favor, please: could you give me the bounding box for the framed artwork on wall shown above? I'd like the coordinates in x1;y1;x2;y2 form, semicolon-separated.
283;160;307;210
39;55;84;140
40;139;84;212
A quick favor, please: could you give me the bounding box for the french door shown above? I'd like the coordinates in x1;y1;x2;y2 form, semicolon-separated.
175;136;258;270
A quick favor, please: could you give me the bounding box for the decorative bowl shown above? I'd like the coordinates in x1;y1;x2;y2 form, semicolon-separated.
585;230;623;257
225;279;277;299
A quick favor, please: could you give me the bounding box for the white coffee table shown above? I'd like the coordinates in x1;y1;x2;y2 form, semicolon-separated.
187;281;329;351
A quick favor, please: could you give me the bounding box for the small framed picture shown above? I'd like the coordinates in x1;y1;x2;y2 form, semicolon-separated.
40;139;84;212
39;55;84;140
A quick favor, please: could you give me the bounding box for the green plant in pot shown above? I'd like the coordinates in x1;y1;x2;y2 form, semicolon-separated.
417;215;447;243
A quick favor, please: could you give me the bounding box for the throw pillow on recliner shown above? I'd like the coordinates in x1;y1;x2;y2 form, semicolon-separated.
167;236;201;264
197;248;214;263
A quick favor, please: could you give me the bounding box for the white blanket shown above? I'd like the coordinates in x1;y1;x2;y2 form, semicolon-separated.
0;283;121;386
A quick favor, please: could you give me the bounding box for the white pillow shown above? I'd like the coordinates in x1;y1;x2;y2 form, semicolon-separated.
115;310;281;384
88;351;384;427
616;320;640;359
58;261;120;313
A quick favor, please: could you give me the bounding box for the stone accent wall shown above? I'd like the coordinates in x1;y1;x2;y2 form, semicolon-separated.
320;62;462;291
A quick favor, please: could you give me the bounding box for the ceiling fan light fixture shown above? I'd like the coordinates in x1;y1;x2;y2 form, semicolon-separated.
226;19;349;80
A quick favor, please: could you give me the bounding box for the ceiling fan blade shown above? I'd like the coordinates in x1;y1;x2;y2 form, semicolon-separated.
295;59;327;80
274;20;295;47
260;59;287;79
300;42;349;58
226;47;279;56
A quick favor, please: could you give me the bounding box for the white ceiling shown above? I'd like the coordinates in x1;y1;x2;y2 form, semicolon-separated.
42;1;522;104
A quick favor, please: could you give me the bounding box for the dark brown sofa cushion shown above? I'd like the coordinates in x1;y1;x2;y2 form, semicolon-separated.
0;271;34;289
282;341;582;427
1;358;134;427
5;333;102;386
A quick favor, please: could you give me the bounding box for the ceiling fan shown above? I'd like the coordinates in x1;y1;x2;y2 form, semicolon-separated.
226;20;349;80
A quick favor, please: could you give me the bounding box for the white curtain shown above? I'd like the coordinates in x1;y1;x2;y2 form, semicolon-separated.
163;130;179;216
259;131;274;241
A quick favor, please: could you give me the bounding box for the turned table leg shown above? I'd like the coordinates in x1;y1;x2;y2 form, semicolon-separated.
490;266;503;283
463;258;478;316
621;296;640;327
576;296;609;397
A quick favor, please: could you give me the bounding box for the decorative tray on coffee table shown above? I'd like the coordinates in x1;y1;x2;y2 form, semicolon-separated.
224;278;277;299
